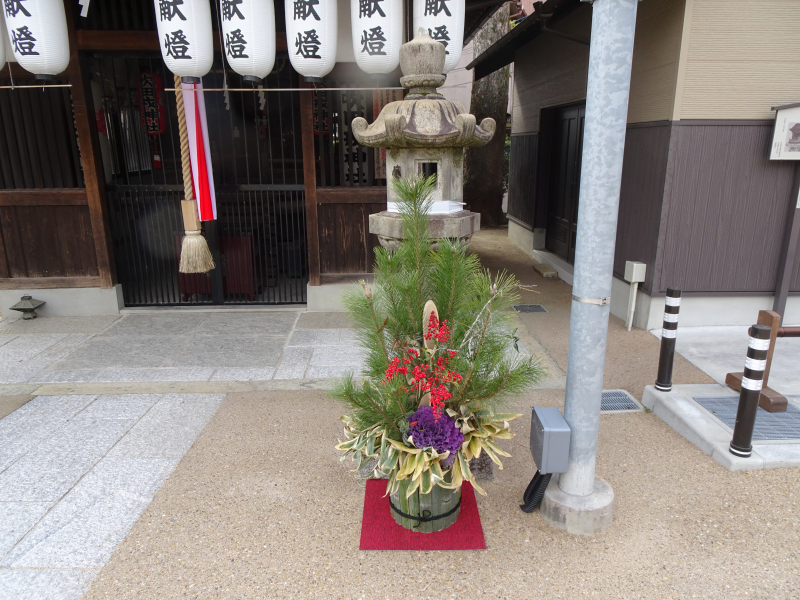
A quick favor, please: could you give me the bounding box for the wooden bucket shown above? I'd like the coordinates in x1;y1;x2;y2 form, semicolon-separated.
389;479;462;533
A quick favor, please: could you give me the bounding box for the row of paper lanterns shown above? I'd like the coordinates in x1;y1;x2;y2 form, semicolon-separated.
1;0;463;82
160;0;465;82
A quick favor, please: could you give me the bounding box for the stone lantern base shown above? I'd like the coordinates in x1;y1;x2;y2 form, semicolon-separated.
369;210;481;250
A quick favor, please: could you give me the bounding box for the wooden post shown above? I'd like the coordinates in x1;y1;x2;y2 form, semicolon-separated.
725;309;788;413
299;83;321;286
63;0;117;289
757;310;781;388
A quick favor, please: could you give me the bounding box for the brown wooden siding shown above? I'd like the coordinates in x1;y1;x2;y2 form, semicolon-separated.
614;122;672;292
655;122;798;293
506;133;538;228
318;201;386;274
0;85;83;189
0;204;98;279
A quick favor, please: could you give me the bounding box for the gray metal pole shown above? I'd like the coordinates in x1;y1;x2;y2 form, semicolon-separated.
559;0;639;498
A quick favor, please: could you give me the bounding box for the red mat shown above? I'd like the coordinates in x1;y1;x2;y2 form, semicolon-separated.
359;479;486;550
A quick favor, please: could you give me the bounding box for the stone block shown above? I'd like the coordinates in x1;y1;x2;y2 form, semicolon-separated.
540;476;614;535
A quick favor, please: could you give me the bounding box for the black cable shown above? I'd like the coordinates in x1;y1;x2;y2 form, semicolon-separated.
520;470;552;513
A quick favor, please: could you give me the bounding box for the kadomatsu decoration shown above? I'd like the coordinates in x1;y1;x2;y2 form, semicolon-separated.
335;176;544;532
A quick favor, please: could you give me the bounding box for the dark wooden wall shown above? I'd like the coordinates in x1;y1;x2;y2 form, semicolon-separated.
0;191;99;285
0;83;102;287
655;121;799;294
317;189;385;274
506;133;538;229
614;122;672;293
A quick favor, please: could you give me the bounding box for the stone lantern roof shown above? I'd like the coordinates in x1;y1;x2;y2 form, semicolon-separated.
352;29;496;149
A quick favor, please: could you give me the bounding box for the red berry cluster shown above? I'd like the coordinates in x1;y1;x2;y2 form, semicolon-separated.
381;313;462;420
424;312;451;344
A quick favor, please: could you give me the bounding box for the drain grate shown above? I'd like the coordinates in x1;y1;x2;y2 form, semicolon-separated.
601;389;642;412
694;397;800;441
514;304;547;313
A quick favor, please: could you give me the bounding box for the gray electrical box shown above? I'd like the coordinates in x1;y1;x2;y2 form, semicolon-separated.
529;407;571;474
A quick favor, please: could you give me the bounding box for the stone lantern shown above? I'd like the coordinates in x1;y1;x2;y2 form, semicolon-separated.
352;29;495;249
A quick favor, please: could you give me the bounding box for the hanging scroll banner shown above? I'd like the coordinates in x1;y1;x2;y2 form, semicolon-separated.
181;80;217;221
153;0;213;80
285;0;337;83
3;0;69;79
413;0;464;74
220;0;276;83
350;0;402;75
138;72;167;135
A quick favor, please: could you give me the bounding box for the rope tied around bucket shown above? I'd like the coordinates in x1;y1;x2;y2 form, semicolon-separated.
389;496;461;523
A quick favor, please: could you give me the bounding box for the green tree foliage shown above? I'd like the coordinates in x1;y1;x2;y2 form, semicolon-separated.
333;175;544;440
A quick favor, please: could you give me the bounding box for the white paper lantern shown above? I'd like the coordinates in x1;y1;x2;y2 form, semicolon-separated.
285;0;337;82
220;0;276;82
0;14;14;64
153;0;213;80
350;0;401;75
413;0;464;74
3;0;69;79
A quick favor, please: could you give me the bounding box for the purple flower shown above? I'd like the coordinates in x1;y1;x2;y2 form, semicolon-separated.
407;407;464;467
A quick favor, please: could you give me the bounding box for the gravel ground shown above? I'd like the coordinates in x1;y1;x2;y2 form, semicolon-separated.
80;229;800;599
81;390;800;600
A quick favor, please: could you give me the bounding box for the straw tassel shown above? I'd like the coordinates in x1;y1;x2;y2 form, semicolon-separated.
175;74;215;274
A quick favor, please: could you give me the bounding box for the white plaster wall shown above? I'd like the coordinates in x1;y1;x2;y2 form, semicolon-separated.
0;286;124;321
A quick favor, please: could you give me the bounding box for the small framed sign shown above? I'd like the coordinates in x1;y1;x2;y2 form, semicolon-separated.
770;102;800;160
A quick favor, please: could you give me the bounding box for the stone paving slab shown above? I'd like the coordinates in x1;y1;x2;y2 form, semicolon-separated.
28;370;101;384
0;396;98;472
0;417;136;502
0;334;18;348
0;334;68;362
171;335;285;368
1;456;178;569
287;328;353;346
0;313;369;386
305;365;362;378
0;502;53;556
294;311;352;330
0;393;223;599
107;394;223;459
91;367;215;383
273;346;313;380
198;312;298;336
210;367;277;381
97;314;208;337
0;567;99;600
76;394;160;420
51;337;191;370
309;345;367;367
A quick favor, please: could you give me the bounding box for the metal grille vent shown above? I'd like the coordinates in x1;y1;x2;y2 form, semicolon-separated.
514;304;547;313
695;397;800;441
601;390;642;412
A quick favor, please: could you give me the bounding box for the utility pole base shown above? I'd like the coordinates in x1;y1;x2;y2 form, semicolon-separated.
540;475;614;535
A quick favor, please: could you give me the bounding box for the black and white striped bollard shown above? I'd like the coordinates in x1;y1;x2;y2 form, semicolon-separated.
655;288;681;392
729;324;772;458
